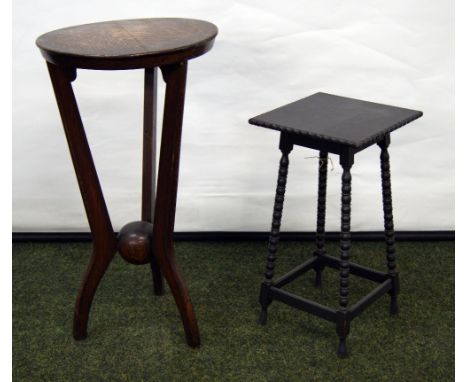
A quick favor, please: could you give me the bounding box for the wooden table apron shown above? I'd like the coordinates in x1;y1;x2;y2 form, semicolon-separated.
38;19;218;348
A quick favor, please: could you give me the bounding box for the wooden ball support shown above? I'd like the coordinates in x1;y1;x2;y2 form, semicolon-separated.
117;221;153;265
36;18;217;348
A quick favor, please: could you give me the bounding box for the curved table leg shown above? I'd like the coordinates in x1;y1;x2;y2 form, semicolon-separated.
153;61;200;347
73;246;115;339
47;63;117;340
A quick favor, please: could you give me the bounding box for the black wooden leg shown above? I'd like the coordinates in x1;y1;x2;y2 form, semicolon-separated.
378;135;399;315
336;155;353;357
314;151;328;287
259;136;293;325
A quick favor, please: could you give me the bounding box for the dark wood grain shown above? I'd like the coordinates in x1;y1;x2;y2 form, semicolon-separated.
141;67;164;295
142;68;158;223
39;18;216;347
117;221;152;265
36;18;217;70
153;61;200;347
47;62;117;340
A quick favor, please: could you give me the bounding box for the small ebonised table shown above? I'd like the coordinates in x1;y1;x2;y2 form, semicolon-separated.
36;18;217;347
249;92;422;357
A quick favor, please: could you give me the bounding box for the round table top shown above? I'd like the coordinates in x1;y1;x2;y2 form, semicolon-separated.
36;18;218;70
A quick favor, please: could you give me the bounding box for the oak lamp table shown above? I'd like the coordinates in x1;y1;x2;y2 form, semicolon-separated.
249;92;422;357
36;18;218;347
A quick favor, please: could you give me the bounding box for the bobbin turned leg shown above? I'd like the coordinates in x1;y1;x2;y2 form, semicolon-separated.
313;151;328;287
336;153;353;358
378;135;399;315
259;134;293;325
142;67;164;296
47;63;117;340
153;61;200;347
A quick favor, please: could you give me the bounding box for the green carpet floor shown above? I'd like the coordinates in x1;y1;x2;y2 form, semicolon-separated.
13;241;454;381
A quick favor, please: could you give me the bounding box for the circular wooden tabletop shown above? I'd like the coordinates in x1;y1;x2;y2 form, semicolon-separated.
36;18;218;70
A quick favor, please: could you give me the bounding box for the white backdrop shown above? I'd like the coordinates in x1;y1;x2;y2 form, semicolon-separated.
13;0;454;232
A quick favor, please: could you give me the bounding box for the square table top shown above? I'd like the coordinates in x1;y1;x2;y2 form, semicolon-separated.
249;92;422;149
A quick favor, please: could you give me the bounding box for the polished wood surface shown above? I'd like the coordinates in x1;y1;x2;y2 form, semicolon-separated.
153;62;199;347
47;62;117;340
40;18;216;347
117;221;152;265
141;67;164;295
36;18;217;69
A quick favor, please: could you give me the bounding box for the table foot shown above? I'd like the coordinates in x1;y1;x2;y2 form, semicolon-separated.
258;281;271;325
155;240;200;347
337;338;348;358
73;245;116;340
258;308;268;325
390;298;399;315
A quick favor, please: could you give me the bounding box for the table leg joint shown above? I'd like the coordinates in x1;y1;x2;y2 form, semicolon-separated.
349;278;393;319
